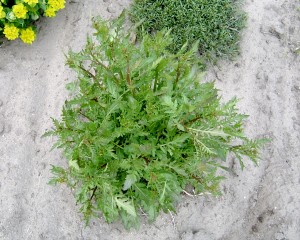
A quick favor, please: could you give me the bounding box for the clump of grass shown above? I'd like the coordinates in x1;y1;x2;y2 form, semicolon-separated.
130;0;246;61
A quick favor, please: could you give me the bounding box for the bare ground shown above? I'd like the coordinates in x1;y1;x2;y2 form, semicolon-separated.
0;0;299;239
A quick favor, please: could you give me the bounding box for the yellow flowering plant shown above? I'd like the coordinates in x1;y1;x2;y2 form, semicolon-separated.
0;0;65;44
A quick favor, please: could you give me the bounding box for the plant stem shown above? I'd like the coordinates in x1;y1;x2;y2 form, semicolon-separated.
173;60;181;90
90;53;120;84
78;64;102;89
125;51;135;95
79;110;93;122
78;65;97;81
90;186;98;201
153;67;159;92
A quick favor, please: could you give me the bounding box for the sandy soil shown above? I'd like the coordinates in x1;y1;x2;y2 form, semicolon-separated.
0;0;300;239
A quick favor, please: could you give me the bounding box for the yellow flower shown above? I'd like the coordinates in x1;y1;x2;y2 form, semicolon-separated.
20;27;36;44
0;6;6;19
3;25;19;40
24;0;39;6
44;7;56;17
48;0;65;11
12;3;28;19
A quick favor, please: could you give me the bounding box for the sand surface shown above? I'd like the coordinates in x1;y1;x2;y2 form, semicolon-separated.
0;0;300;239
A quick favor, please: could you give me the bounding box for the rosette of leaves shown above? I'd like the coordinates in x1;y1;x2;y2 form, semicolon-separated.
130;0;246;62
45;15;265;229
0;0;65;44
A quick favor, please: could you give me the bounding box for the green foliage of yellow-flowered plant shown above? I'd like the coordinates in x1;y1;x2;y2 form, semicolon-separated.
0;0;65;44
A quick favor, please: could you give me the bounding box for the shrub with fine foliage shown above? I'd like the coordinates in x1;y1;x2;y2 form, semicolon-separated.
130;0;246;60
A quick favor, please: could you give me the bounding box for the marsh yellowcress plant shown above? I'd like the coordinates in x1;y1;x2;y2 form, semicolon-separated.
46;16;265;229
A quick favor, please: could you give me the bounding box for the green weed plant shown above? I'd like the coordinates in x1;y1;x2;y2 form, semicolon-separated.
45;16;264;229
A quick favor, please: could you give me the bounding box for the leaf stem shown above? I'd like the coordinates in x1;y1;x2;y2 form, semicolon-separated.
153;67;159;92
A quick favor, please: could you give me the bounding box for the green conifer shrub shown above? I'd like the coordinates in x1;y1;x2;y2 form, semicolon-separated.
45;16;264;229
130;0;246;61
